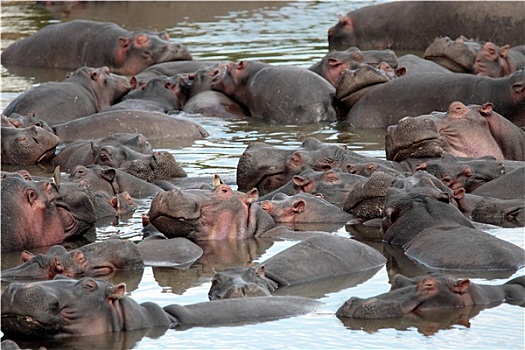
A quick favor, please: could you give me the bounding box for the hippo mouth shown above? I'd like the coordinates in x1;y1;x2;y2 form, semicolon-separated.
36;146;58;163
1;314;58;338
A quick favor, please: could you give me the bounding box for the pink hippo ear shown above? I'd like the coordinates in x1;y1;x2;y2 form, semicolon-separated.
452;187;465;200
395;67;407;77
261;200;273;213
107;283;127;300
328;57;343;67
51;257;65;275
499;45;510;58
20;250;35;262
118;36;131;49
452;278;471;294
415;162;428;171
292;200;306;214
337;14;354;31
134;33;149;48
236;60;246;70
244;188;259;204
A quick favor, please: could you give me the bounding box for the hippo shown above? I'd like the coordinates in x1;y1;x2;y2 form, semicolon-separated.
208;234;386;300
1;239;144;281
423;36;482;73
385;102;525;162
336;273;525;319
67;164;164;198
346;69;525;128
308;47;398;86
381;188;525;272
108;75;188;113
1;176;95;252
472;166;525;200
397;54;454;76
2;111;53;132
1;125;60;165
212;60;337;124
236;137;351;194
3;66;132;126
0;276;321;338
135;60;224;83
1;19;192;75
328;2;524;51
259;192;354;225
52;110;209;143
148;184;276;240
474;42;525;78
121;151;187;182
52;133;154;172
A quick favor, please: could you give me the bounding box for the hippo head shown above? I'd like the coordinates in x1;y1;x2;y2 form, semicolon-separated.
474;42;513;78
1;125;60;165
123;151;187;182
147;184;276;240
1;277;130;338
423;35;481;73
1;245;69;281
327;15;358;52
208;265;278;300
336;273;474;319
5;111;53;133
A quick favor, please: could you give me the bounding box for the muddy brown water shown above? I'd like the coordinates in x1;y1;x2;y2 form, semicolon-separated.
1;1;523;349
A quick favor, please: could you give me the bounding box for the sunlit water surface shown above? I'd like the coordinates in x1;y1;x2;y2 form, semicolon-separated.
0;1;523;349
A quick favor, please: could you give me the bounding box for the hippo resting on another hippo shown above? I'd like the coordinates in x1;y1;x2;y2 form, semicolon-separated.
385;102;525;162
0;276;321;339
346;69;525;128
211;60;337;124
1;176;96;252
3;66;132;126
336;273;525;319
208;234;386;300
0;19;192;76
52;110;208;143
328;2;524;51
381;187;525;273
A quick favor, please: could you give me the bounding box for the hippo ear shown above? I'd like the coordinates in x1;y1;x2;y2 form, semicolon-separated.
100;168;117;182
328;57;343;67
452;187;465;200
479;103;493;116
51;257;65;275
134;34;149;47
20;250;35;262
512;80;525;93
118;36;131;48
245;188;259;203
462;166;472;178
499;45;510;58
256;265;266;278
237;61;246;70
261;200;272;213
292;175;310;189
337;14;354;30
108;283;127;300
452;279;471;294
323;171;340;183
395;67;407;77
415;162;428;171
129;76;138;90
292;200;306;214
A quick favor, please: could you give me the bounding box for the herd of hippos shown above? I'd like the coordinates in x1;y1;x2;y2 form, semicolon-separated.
0;1;524;347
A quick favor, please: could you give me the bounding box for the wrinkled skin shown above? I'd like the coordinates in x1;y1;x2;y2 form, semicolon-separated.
259;168;365;209
0;276;320;338
381;189;525;272
122;151;187;182
1;239;144;281
346;69;525;128
68;164;164;198
328;2;524;51
208;234;386;300
3;66;131;126
423;36;482;73
472;166;525;200
212;60;337;124
385;102;525;162
1;19;192;75
336;273;525;319
260;192;354;224
474;42;525;78
1;125;60;165
308;47;398;86
236;137;350;194
148;184;276;240
1;177;94;252
52;110;209;143
109;75;188;113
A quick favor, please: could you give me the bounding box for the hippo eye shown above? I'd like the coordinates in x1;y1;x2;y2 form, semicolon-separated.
26;189;38;204
81;279;99;292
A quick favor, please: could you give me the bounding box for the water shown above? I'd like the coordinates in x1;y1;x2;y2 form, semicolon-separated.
1;1;524;349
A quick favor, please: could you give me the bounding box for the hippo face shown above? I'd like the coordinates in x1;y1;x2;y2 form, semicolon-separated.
4;111;53;133
474;42;512;78
1;177;68;252
327;15;357;52
114;31;192;76
386;102;508;162
1;125;60;165
208;265;278;300
1;277;127;338
423;36;481;73
336;273;474;319
122;151;187;182
148;184;275;240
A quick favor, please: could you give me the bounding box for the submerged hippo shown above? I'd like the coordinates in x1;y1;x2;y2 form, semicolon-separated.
336;273;525;319
0;276;321;339
328;2;524;51
1;19;192;75
208;234;386;300
1;125;60;165
385;102;525;162
423;35;482;73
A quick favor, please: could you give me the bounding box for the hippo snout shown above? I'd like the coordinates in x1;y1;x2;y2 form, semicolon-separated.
336;296;404;319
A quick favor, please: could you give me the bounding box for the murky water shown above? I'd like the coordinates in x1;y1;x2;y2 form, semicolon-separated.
1;1;524;349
